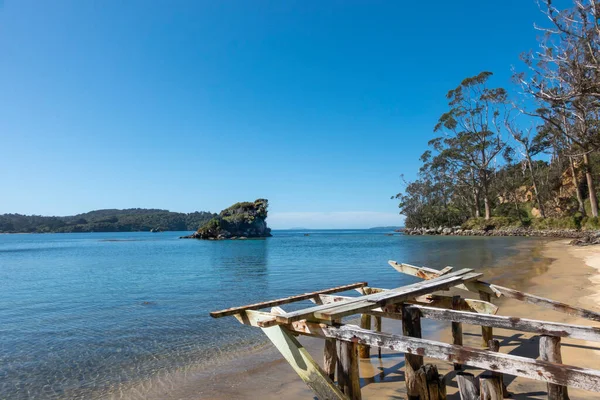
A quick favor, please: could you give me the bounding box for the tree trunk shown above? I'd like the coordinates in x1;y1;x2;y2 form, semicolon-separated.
526;154;546;218
583;153;598;217
570;156;586;215
482;176;491;220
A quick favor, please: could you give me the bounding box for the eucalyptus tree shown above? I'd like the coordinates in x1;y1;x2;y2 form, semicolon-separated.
517;0;600;216
432;72;508;220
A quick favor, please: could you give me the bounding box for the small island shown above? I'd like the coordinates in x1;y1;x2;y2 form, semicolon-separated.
182;199;272;240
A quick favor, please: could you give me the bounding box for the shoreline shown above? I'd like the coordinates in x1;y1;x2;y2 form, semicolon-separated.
111;238;600;399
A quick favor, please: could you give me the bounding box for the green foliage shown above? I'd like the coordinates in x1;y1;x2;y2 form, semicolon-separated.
582;217;600;230
461;217;521;230
0;209;217;233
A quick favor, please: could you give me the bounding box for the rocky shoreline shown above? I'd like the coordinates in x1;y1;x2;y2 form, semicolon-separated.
402;226;600;245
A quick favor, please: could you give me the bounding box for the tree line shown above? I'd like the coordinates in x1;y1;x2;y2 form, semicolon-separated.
396;1;600;230
0;209;217;233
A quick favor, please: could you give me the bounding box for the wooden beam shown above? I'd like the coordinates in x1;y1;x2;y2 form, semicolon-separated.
479;291;494;347
284;321;600;393
276;269;479;323
244;311;349;400
389;260;600;322
456;372;478;400
314;270;482;321
210;281;367;318
409;305;600;342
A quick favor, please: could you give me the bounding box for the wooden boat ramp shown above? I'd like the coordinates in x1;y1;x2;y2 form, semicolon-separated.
210;261;600;399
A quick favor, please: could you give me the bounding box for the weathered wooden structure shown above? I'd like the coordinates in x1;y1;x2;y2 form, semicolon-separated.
210;261;600;399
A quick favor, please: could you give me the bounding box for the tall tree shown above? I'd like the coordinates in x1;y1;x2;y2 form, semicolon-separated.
432;72;508;220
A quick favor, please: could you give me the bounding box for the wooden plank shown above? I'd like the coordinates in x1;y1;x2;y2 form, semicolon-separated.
490;284;600;322
210;281;367;318
388;260;444;279
244;311;349;400
416;364;446;400
409;305;600;342
389;260;600;322
313;270;482;321
276;269;477;323
286;321;600;392
540;335;569;400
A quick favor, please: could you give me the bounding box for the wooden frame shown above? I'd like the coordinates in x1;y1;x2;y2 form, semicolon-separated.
210;261;600;400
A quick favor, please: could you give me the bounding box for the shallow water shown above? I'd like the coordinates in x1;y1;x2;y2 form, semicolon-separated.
0;230;546;399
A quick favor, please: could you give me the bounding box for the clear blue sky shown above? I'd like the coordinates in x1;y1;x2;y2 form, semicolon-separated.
0;1;545;228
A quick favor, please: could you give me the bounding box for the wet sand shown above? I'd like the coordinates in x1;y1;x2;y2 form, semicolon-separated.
116;239;600;400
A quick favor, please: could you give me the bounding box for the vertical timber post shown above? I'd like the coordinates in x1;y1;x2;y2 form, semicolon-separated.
488;339;508;398
324;338;337;381
479;291;493;347
451;295;463;370
358;314;371;358
402;304;424;400
456;372;478;400
416;364;447;400
337;340;362;400
374;316;382;358
479;375;503;400
539;335;569;400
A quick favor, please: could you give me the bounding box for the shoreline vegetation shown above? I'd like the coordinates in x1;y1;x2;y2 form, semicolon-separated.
394;1;600;245
0;209;216;233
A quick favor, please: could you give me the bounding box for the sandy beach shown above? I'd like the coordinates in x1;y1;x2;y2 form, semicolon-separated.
117;239;600;400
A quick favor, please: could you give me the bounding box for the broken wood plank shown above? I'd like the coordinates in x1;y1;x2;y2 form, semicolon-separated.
389;260;600;322
374;315;382;358
540;335;569;400
416;364;447;400
408;305;600;342
456;372;478;400
388;260;446;280
248;312;348;400
479;374;503;400
284;320;600;393
210;281;367;318
311;270;482;321
276;269;477;323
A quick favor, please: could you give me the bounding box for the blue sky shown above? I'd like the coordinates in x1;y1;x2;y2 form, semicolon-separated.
0;1;545;228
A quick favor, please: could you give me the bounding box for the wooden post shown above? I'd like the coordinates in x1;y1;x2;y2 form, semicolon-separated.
324;339;337;381
358;314;371;358
488;339;508;398
479;291;493;347
416;364;447;400
451;295;463;371
456;372;479;400
374;316;382;358
402;304;424;400
479;374;503;400
337;340;362;400
540;335;569;400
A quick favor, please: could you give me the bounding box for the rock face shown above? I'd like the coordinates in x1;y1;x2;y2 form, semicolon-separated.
403;226;591;241
183;199;272;240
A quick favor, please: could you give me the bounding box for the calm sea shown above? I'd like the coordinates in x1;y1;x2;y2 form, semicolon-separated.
0;230;541;399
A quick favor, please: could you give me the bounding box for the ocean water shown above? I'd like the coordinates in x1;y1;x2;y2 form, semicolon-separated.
0;230;541;399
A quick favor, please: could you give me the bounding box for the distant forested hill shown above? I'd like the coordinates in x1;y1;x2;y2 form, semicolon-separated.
0;209;217;233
